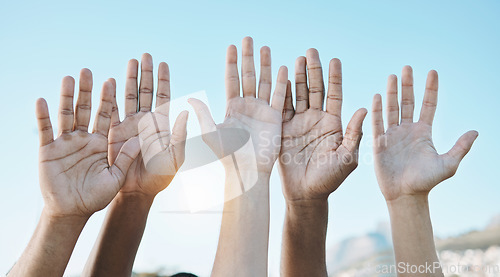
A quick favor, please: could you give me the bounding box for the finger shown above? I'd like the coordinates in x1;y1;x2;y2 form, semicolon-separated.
419;70;439;126
139;53;154;112
36;98;54;146
258;46;272;103
295;56;308;113
342;108;368;153
93;81;114;137
372;94;384;138
58;76;75;135
124;59;139;116
109;78;120;127
110;136;141;184
400;65;414;123
241;37;256;98
386;74;399;127
170;111;189;167
326;58;342;117
271;66;288;112
283;80;294;122
188;98;217;134
156;62;170;108
74;68;93;132
171;110;189;146
306;48;324;110
225;45;240;100
441;130;478;178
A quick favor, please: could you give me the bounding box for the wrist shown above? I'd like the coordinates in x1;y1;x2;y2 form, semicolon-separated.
386;194;430;213
223;170;270;202
286;199;328;219
41;207;89;230
114;191;155;208
224;168;271;187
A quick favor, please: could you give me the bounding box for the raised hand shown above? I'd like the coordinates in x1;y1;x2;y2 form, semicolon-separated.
372;66;478;201
278;49;367;202
189;37;288;177
189;37;287;277
82;55;188;277
37;69;140;218
108;54;188;197
9;70;140;277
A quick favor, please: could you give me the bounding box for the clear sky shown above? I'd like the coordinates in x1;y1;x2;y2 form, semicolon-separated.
0;0;499;276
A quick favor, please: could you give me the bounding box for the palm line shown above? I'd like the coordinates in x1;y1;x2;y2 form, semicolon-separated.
40;138;93;163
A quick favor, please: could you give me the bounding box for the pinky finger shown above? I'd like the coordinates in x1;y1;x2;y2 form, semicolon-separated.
372;94;384;138
108;78;120;127
271;66;288;112
283;80;294;122
36;98;54;146
93;81;114;137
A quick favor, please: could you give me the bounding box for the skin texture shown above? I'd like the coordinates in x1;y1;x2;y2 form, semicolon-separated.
372;66;478;276
8;71;140;277
190;37;288;277
83;54;188;277
278;50;367;277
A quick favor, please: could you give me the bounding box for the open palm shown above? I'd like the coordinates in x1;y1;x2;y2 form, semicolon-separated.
372;67;478;201
37;70;139;217
107;54;188;196
279;50;367;201
190;37;288;175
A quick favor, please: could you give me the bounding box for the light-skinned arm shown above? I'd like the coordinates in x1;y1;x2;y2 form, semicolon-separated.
372;66;478;276
189;37;288;277
82;54;188;277
278;50;367;277
8;70;140;277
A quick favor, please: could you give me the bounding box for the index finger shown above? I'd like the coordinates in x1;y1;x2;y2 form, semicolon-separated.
419;70;439;126
326;58;342;117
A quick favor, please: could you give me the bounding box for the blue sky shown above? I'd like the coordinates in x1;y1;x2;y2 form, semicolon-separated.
0;0;499;276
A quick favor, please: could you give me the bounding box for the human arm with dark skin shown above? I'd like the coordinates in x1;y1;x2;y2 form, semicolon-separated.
8;70;140;277
82;54;188;277
372;66;478;276
190;37;288;277
278;50;367;277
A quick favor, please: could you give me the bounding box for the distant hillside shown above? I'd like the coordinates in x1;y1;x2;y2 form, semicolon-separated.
328;214;500;277
437;226;500;251
327;222;392;273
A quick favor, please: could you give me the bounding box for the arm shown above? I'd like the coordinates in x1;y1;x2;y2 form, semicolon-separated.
83;54;188;277
372;66;478;276
278;51;366;276
8;210;88;276
83;192;154;276
8;70;139;276
189;37;288;276
387;195;441;275
282;200;328;276
212;173;271;276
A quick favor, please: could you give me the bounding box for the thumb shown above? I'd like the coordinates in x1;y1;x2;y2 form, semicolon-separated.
110;136;140;184
170;110;189;167
441;130;478;178
188;98;216;134
341;108;367;153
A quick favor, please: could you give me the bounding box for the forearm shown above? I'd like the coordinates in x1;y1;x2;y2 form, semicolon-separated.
281;199;328;277
387;194;443;277
82;192;154;277
211;172;270;277
8;208;88;277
